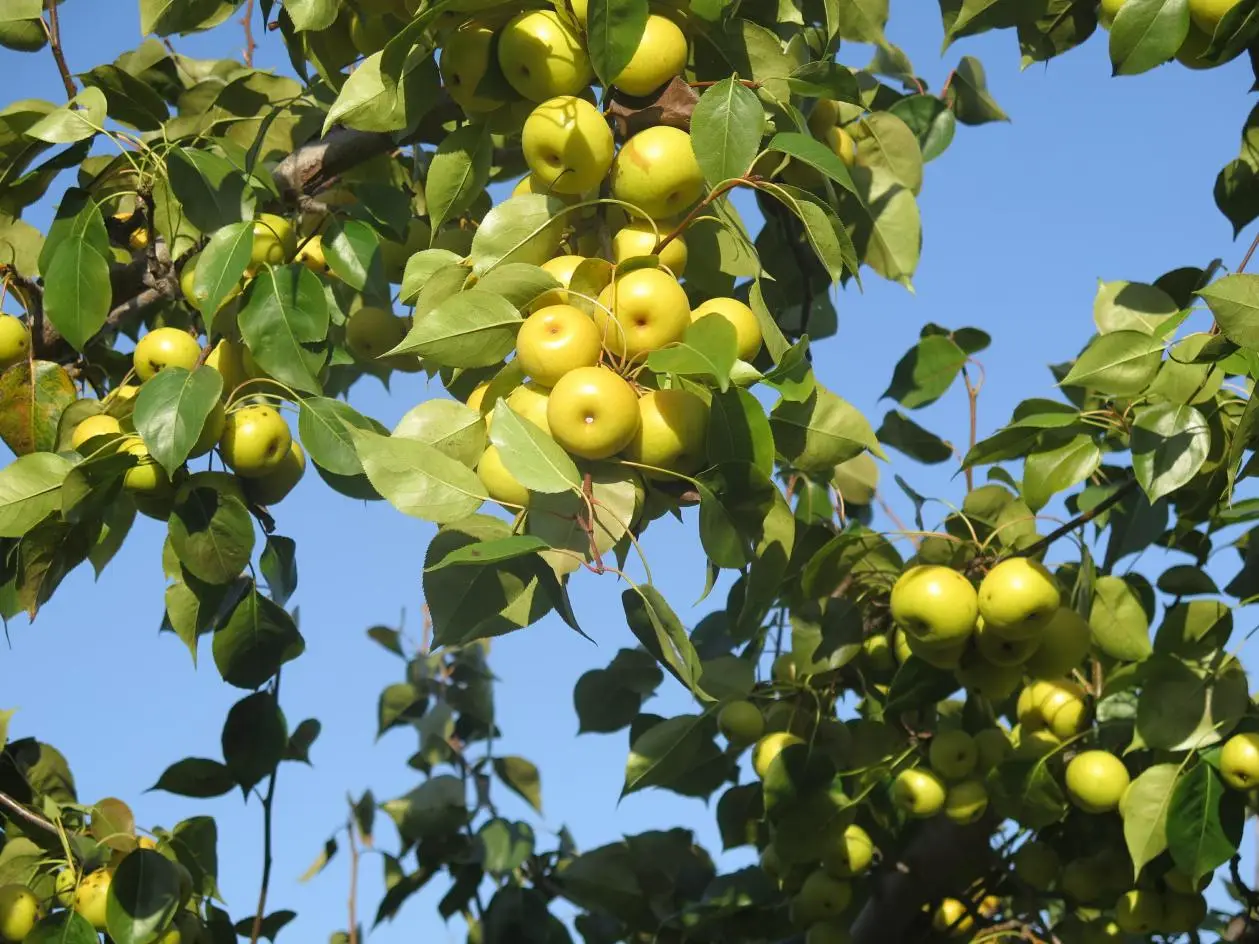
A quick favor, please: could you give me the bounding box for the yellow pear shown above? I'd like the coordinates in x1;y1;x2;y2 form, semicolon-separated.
505;382;552;434
0;314;30;369
612;14;688;96
547;366;640;459
440;20;510;114
613;221;687;276
522;95;615;195
71;414;123;451
245;441;306;506
346;306;408;362
977;557;1060;639
594;267;690;359
610;125;704;220
498;10;593;101
219;405;292;478
515;304;602;386
691;297;763;361
134;327;201;381
889;565;978;647
623;388;708;476
534;254;589;308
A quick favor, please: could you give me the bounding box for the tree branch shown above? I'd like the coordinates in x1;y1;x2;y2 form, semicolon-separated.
0;788;61;838
272;126;396;204
241;0;256;68
43;0;76;100
849;814;997;944
1013;478;1139;561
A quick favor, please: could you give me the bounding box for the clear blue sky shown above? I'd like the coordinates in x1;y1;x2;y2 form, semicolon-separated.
2;6;1256;942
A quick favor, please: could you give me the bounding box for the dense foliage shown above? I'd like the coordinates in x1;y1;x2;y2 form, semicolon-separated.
5;0;1259;942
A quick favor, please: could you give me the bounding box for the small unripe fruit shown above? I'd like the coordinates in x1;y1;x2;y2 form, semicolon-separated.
717;700;763;746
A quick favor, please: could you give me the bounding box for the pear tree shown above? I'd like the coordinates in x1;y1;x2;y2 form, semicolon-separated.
3;1;1259;943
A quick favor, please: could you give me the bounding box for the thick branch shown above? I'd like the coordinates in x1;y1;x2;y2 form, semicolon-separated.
272;126;396;204
1013;478;1139;561
43;0;75;100
849;814;997;944
0;788;61;838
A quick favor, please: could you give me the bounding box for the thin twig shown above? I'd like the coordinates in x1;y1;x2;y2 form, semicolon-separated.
654;178;747;255
241;0;256;68
0;789;61;838
347;808;360;944
43;0;76;99
250;675;282;944
877;496;919;549
1013;479;1138;560
962;364;980;493
1238;229;1259;275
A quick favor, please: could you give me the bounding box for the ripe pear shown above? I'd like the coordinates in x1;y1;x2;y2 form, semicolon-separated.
824;126;857;168
74;869;112;930
346;306;408;361
0;314;30;370
977;557;1060;639
889;565;979;647
1098;0;1127;27
251;213;297;268
245;441;306;506
790;870;852;926
522;95;615;195
1219;732;1259;790
134;327;201;381
751;732;803;780
122;438;173;496
0;884;42;942
1189;0;1244;34
1064;750;1129;813
71;414;123;451
902;631;967;669
612;221;688;275
498;10;593;101
219;405;292;478
546;366;640;459
205;339;247;398
1113;889;1163;934
928;729;978;781
974;615;1042;666
440;20;510;114
478;445;530;507
807;98;840;136
717;700;763;746
691;297;763;361
610;125;704;220
612;14;688;96
1022;606;1091;678
534;254;591;308
861;633;897;674
931;897;972;937
505;382;552;435
623;388;708;477
890;767;946;818
955;650;1022;702
821;823;873;878
188;401;226;458
1013;726;1061;760
1017;677;1089;739
944;778;988;824
595;267;691;359
295;235;328;272
515;304;602;386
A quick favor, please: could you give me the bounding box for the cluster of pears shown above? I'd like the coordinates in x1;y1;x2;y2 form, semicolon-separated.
1014;840;1210;938
66;215;321;519
710;699;870;944
1099;0;1244;68
0;838;199;943
424;7;768;509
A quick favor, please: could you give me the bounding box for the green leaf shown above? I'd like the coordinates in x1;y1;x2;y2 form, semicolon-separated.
623;585;706;699
1121;763;1179;879
489;402;580;495
1022;435;1102;511
1166;763;1244;886
212;588;305;690
140;0;237;34
426;123;493;234
105;850;183;944
167;484;254;586
190;220;252;316
877;410;952;464
427;536;551;571
392;400;486;468
1199;273;1259;348
41;234;110;351
888;94;956;162
25;87;106;144
691;78;765;188
830;0;888;43
1094;279;1179;334
221;692;287;793
478;819;536;875
351;428;485;524
134;367;223;478
470;193;565;275
474;264;562;312
238;264;329;395
1060;330;1163;395
324;219;389;304
284;718;320;764
851;112;923;194
493;756;543;814
1131;403;1210;503
646;311;738;391
1089;575;1153;663
25;911;98;944
260;535;298;607
378;682;425;737
707;387;774;478
882;334;968;408
848;165;920;285
885;658;960;715
149;758;235;798
0;360;75;457
771;386;884;474
623;714;715;796
943;55;1008;124
1136;655;1248;752
588;0;650;86
0;452;74;538
391;290;521;368
165;147;252;232
298;397;379;477
762;182;856;283
1109;0;1190;76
